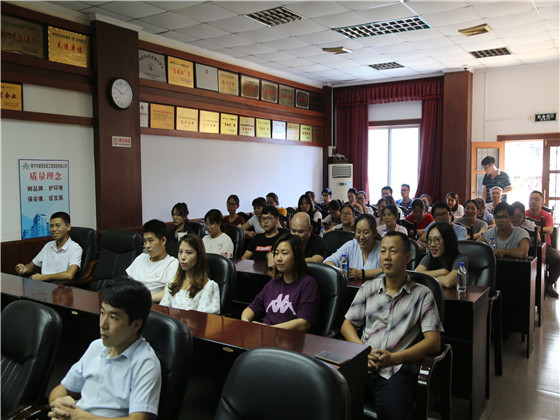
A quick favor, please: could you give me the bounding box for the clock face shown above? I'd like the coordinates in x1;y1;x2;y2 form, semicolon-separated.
110;78;133;110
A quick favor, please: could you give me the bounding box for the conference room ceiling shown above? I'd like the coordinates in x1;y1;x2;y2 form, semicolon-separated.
46;1;559;86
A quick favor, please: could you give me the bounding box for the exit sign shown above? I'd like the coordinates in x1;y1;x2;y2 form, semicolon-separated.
535;113;556;122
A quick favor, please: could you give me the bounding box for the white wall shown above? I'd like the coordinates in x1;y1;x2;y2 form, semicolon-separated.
1;120;96;241
141;134;324;221
369;100;422;121
472;61;560;142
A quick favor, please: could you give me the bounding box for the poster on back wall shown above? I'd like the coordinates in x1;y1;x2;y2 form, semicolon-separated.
19;159;70;239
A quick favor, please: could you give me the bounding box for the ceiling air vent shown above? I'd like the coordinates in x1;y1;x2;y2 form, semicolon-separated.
245;6;302;27
369;62;404;70
459;23;492;37
334;16;430;39
470;47;511;59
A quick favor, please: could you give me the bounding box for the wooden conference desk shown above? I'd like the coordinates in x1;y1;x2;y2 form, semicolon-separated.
348;279;489;420
230;258;270;317
495;256;537;357
1;273;369;420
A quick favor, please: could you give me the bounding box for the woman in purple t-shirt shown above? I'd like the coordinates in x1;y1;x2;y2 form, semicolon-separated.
241;233;320;332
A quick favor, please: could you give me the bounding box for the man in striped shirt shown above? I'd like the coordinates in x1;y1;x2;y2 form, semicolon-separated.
481;156;512;203
342;231;443;418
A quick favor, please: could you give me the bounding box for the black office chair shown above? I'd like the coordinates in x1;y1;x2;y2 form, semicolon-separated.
67;226;98;280
1;301;63;417
399;219;418;238
324;230;354;255
215;348;351;420
89;230;142;291
408;238;422;270
223;224;245;258
458;240;501;399
143;310;193;420
307;262;346;336
190;222;205;237
207;253;237;316
363;271;453;420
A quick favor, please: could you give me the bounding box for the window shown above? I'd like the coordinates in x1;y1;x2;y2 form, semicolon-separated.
368;125;420;200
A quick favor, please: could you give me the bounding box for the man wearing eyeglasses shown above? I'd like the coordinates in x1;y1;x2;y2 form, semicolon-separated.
417;201;468;251
481;156;512;203
479;202;529;259
241;206;280;262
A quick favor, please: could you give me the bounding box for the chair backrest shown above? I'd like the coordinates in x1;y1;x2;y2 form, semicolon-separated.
215;348;350;420
222;224;245;258
307;262;346;336
90;229;142;291
69;226;98;278
457;240;496;291
324;230;354;255
408;238;422;270
189;222;205;237
1;300;62;416
207;253;237;315
407;271;445;323
143;311;192;420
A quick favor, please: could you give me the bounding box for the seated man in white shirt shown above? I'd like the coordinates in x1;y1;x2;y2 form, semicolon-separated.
15;211;82;281
479;202;530;259
126;219;179;303
485;186;503;214
49;278;161;420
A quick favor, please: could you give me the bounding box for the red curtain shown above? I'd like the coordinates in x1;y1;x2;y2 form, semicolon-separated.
335;77;443;200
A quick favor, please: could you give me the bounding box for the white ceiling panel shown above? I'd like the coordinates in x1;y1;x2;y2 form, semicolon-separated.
358;3;417;22
484;11;541;29
354;34;402;47
50;1;92;11
274;19;328;36
470;1;535;18
312;11;369;28
422;7;482;26
140;12;198;30
128;19;167;34
228;43;277;55
208;33;254;48
175;24;229;39
296;29;348;44
252;50;299;62
175;3;236;22
263;37;311;50
407;1;470;16
216;1;282;14
210;15;264;32
288;45;326;58
99;1;166;19
146;2;203;11
239;27;291;42
273;57;316;68
158;30;196;43
509;40;557;53
285;2;351;19
79;6;131;22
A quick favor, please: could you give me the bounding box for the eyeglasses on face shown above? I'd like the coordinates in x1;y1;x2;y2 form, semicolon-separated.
426;237;441;245
260;216;274;222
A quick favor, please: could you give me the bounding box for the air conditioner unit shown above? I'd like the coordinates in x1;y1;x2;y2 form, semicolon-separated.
328;163;353;201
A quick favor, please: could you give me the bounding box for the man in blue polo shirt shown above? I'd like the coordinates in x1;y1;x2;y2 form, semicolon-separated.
48;279;161;419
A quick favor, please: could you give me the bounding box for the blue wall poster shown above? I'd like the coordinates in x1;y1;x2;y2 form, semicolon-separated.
19;159;70;239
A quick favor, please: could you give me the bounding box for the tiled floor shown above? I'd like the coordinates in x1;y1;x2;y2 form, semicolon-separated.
477;295;560;420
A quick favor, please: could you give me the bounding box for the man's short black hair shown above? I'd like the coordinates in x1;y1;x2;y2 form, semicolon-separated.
142;219;167;240
494;202;513;217
530;190;544;198
322;187;332;195
431;201;451;214
382;231;411;253
347;187;357;196
401;184;410;190
382;186;393;194
51;211;70;225
261;205;279;218
481;156;495;166
266;192;279;205
328;200;341;211
305;191;315;200
252;197;266;208
102;277;152;334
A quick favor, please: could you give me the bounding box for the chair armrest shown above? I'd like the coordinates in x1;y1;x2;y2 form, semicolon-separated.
54;260;97;288
3;403;49;420
415;343;453;420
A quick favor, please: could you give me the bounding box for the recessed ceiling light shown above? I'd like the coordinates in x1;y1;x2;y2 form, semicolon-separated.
470;47;511;59
334;16;430;39
369;62;404;70
245;6;302;27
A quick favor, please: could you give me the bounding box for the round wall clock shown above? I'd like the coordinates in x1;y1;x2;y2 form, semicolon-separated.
109;78;133;110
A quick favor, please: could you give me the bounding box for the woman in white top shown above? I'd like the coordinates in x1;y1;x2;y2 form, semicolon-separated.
202;209;234;258
377;204;408;236
446;191;464;219
160;234;220;313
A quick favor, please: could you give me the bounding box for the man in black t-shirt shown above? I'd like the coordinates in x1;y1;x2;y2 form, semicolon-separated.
242;206;280;262
290;212;329;263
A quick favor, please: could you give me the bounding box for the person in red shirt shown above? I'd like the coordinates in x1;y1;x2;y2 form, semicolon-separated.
526;190;559;298
405;199;434;237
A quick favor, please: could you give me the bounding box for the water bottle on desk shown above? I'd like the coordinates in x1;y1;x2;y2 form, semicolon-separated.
457;262;467;293
340;254;348;277
320;226;326;238
489;237;496;253
382;228;387;237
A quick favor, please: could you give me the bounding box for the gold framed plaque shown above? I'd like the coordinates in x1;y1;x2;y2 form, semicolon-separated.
240;75;259;100
261;80;278;103
256;118;271;138
300;124;312;142
279;85;295;107
272;121;286;140
1;15;44;58
200;110;220;133
312;126;324;143
176;107;198;132
1;82;23;111
310;92;323;111
239;116;255;137
139;49;167;82
221;113;238;135
218;70;239;96
287;123;299;141
150;104;175;130
168;56;194;88
296;90;309;109
48;26;89;68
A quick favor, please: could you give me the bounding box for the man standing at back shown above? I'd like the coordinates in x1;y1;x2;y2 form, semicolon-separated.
481;156;512;203
48;278;161;419
341;231;443;418
526;190;559;298
15;211;82;281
